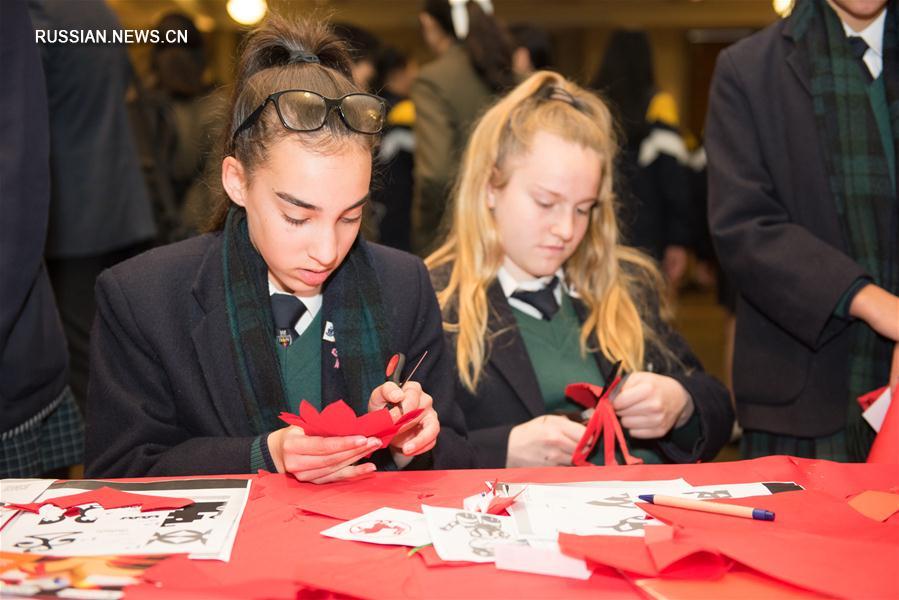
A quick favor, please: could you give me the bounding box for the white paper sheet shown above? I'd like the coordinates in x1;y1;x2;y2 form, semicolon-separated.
494;541;593;580
863;387;892;433
421;505;520;563
506;480;801;540
0;478;56;530
0;479;250;560
321;507;431;547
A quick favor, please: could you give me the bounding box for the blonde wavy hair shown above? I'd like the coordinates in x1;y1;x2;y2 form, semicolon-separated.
426;71;675;393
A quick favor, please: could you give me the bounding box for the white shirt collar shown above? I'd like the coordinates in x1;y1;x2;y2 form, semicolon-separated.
496;266;566;298
841;8;885;58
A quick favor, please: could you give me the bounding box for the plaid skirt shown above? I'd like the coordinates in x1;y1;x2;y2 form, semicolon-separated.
741;397;874;462
0;387;84;478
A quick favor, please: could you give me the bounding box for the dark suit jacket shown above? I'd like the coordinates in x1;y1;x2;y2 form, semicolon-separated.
0;0;68;432
430;265;734;468
29;0;156;257
86;234;474;477
706;14;881;436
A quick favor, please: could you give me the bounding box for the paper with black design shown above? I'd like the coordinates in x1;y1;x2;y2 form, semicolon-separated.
320;507;431;547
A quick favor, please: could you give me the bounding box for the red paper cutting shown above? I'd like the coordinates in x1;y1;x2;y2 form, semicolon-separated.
858;385;887;411
480;481;525;516
567;381;643;466
279;400;424;449
9;487;193;515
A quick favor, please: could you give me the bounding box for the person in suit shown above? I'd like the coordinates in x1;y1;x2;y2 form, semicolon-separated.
706;0;898;461
426;71;734;469
0;0;82;478
411;0;513;254
29;0;158;411
86;16;473;479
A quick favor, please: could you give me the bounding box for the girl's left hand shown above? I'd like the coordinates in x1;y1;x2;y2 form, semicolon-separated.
368;381;440;463
611;372;695;439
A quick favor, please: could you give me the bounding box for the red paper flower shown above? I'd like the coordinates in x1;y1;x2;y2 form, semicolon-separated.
279;400;423;449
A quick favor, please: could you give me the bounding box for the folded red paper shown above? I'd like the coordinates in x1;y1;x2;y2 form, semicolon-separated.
9;487;193;516
567;381;643;466
857;385;887;411
279;400;424;449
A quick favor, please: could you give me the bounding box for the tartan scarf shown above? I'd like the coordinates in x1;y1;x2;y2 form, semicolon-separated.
792;0;899;456
222;207;391;434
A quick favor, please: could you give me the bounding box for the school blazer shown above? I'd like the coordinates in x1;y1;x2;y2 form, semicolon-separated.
705;11;897;436
85;234;475;477
430;265;734;469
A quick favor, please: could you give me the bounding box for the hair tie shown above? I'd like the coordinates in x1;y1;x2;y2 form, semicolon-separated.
535;84;587;113
448;0;494;40
288;49;320;64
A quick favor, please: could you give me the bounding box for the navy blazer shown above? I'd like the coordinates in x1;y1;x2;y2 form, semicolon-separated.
430;265;734;469
85;234;474;477
0;0;68;433
705;10;896;436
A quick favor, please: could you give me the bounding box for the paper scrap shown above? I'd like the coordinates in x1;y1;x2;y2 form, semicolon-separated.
862;387;892;433
494;541;593;580
848;490;899;522
320;507;431;547
7;487;193;515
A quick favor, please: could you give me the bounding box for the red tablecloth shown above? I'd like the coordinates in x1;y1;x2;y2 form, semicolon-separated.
122;456;899;599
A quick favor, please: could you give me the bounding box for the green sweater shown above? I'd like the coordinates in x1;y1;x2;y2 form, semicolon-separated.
250;311;323;471
512;293;701;465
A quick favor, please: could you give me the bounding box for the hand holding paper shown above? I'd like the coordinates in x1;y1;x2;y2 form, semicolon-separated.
267;426;382;484
367;382;438;458
612;372;694;438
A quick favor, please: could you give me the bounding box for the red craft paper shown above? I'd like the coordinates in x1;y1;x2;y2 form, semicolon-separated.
567;381;643;466
632;564;825;600
9;487;193;515
639;490;899;599
558;533;659;577
867;381;899;464
858;385;888;411
848;490;899;522
279;400;424;448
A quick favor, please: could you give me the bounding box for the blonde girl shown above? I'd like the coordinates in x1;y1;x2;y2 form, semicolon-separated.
427;71;733;468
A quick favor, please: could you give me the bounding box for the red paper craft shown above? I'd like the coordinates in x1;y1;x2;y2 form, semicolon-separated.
279;400;424;449
858;385;888;411
9;487;193;515
477;480;525;515
639;490;899;599
867;381;899;464
567;381;643;466
848;490;899;522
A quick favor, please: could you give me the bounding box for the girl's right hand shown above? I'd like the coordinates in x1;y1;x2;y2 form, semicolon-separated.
506;415;586;468
267;426;382;484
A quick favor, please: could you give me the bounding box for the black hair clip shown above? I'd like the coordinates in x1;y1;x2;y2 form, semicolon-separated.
288;49;320;64
535;84;587;113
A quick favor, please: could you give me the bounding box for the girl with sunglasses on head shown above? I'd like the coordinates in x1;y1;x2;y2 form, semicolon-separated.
426;71;734;469
85;16;474;479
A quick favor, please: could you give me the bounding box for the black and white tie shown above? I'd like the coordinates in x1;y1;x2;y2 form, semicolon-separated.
510;276;560;321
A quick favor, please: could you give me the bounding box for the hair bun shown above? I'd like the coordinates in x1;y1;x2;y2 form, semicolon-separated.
236;15;354;86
